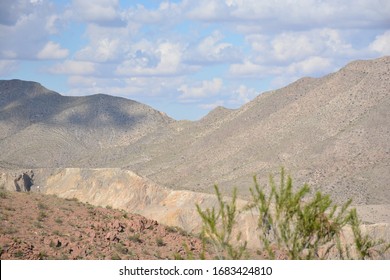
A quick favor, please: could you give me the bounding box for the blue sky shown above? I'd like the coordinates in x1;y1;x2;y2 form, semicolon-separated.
1;0;389;120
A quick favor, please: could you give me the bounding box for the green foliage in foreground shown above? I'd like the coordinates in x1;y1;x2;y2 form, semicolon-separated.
195;169;390;260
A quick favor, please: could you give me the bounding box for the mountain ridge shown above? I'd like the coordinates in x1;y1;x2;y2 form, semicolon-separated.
0;56;389;206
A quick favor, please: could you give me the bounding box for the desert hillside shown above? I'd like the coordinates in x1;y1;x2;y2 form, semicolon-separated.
0;187;209;260
1;57;389;206
0;57;389;259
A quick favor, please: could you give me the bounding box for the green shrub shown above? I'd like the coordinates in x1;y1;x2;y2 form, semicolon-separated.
14;250;24;258
156;237;166;247
196;169;390;260
128;234;142;243
0;189;7;199
37;202;48;210
38;211;47;222
196;186;248;260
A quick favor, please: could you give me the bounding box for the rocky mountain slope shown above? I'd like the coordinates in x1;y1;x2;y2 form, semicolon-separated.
0;56;389;220
0;187;211;260
0;79;173;168
2;168;389;260
73;56;390;205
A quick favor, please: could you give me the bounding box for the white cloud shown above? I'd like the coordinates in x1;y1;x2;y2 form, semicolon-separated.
199;100;225;110
369;31;390;55
37;41;69;60
0;0;64;60
185;31;241;64
76;38;120;63
229;60;268;78
45;14;62;34
287;56;334;76
0;60;18;75
230;28;355;80
187;0;230;21
116;42;192;76
124;1;184;25
187;0;390;30
271;33;317;62
49;60;96;75
71;0;124;26
232;85;258;104
178;78;223;100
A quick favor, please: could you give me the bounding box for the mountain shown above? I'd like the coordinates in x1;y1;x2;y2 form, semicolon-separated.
0;57;389;207
0;79;173;168
85;56;390;205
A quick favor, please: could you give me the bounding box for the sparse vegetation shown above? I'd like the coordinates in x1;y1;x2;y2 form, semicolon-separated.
14;250;24;258
111;253;121;260
156;237;166;247
0;188;7;199
196;169;390;260
128;233;142;243
114;243;128;254
34;221;43;228
3;227;18;235
38;251;48;260
37;202;48;210
196;186;248;260
37;211;47;222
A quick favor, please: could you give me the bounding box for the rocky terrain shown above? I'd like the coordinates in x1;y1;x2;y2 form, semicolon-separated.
0;56;389;259
0;187;211;260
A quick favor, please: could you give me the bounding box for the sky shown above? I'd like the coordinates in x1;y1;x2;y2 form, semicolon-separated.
0;0;389;120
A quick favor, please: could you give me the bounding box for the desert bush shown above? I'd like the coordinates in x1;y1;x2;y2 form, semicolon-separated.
37;211;47;222
156;237;166;247
14;250;24;258
196;169;389;260
37;202;48;210
0;188;7;199
128;234;142;243
196;186;248;260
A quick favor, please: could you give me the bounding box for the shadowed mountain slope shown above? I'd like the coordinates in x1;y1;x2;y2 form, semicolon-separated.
0;79;173;168
0;57;389;206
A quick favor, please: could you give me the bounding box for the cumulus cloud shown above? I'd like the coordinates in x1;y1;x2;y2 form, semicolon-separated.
229;60;268;78
49;60;96;75
185;31;241;64
178;78;223;100
37;41;69;60
116;42;192;77
229;28;355;81
231;85;258;104
70;0;125;26
187;0;390;30
0;0;42;26
124;1;184;24
0;60;18;76
76;38;121;63
287;56;334;76
369;31;390;55
0;0;65;60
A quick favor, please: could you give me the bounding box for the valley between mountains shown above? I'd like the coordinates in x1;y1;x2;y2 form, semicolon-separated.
1;56;390;259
